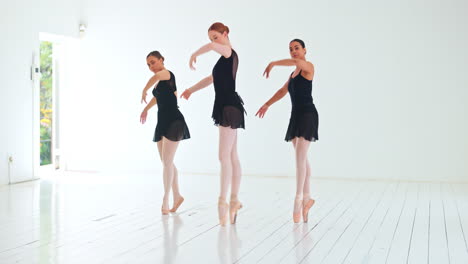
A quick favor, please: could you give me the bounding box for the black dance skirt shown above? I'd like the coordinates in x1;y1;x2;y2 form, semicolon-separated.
285;105;318;142
211;93;246;129
153;108;191;142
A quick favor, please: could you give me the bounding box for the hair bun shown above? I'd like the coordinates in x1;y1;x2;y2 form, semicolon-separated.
146;50;165;61
209;22;230;34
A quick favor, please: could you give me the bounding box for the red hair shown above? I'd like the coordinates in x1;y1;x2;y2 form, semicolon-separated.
208;22;230;34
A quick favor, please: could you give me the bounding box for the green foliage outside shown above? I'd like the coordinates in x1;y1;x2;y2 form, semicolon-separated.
40;41;53;165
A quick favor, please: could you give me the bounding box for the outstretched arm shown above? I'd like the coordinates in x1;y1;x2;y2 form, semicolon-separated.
263;59;314;78
189;42;232;70
141;70;170;103
180;75;213;100
256;79;289;118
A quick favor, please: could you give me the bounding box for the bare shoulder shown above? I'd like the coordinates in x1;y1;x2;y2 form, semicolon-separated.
211;42;232;58
302;61;314;80
305;61;314;73
157;69;171;81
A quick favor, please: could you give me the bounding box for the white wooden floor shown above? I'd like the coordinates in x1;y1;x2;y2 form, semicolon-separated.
0;172;467;264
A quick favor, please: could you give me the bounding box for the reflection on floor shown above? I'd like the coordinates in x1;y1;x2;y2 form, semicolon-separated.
0;172;467;264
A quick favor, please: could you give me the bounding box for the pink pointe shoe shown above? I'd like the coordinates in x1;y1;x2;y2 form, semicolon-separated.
293;199;303;223
218;198;229;226
229;200;243;224
302;199;315;223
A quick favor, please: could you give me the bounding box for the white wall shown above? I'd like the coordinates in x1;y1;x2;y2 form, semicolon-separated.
0;0;83;184
2;0;467;184
61;0;468;182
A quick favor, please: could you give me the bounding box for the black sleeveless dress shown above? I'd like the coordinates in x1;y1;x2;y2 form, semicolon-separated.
285;70;319;142
211;49;246;129
152;71;191;142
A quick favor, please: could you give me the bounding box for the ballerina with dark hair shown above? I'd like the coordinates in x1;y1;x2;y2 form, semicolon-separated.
140;51;190;215
256;39;318;223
